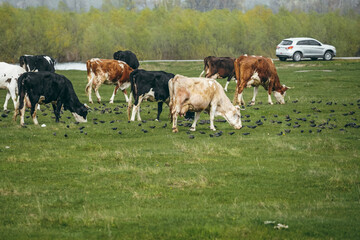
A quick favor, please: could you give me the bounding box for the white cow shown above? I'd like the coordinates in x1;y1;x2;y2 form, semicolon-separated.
169;75;242;132
0;62;25;111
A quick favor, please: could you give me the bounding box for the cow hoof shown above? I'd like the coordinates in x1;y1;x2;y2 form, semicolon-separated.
109;101;114;104
172;128;178;133
250;101;255;106
268;102;274;105
210;128;216;131
190;127;196;131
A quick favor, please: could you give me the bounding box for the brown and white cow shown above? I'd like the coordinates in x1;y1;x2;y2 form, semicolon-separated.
233;55;289;106
85;58;133;104
199;56;236;92
169;75;242;133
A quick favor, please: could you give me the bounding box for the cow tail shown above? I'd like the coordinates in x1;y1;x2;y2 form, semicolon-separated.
127;70;137;120
127;92;133;121
233;58;241;105
85;60;92;95
168;77;175;122
14;73;26;121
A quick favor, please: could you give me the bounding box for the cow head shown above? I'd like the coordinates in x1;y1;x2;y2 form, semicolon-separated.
274;85;289;104
72;104;88;123
224;105;242;129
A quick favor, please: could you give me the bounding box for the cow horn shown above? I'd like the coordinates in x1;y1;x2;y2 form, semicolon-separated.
84;103;92;111
283;84;294;89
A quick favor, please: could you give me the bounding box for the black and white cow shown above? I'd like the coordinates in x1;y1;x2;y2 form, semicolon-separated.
19;55;56;72
113;50;139;70
14;72;88;126
127;69;175;121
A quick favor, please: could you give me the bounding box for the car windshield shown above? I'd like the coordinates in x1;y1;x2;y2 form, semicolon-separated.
280;40;292;45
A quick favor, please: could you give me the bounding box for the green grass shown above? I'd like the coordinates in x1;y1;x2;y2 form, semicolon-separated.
0;60;359;239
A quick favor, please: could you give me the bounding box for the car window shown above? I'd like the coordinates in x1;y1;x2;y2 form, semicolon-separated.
280;40;292;45
309;40;321;46
297;40;308;45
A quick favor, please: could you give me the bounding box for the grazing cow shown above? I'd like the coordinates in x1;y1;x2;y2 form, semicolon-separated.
169;75;242;132
233;55;289;106
113;50;140;69
14;72;88;126
0;62;25;110
127;69;175;121
85;58;133;104
19;55;55;72
199;56;236;92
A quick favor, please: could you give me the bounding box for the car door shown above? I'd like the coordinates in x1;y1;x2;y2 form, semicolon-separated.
297;40;311;57
308;40;324;56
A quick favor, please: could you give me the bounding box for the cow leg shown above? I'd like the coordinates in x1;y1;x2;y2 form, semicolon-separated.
4;79;18;111
52;101;62;122
224;82;230;92
31;103;39;125
199;70;205;77
3;92;11;111
51;102;59;122
122;89;129;103
234;81;246;106
209;105;217;131
172;111;179;133
109;85;119;104
156;102;163;121
190;112;201;131
94;83;102;104
130;95;144;121
267;81;274;105
250;86;259;105
19;98;26;126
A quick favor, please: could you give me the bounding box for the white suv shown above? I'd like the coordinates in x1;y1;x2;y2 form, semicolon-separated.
276;37;336;62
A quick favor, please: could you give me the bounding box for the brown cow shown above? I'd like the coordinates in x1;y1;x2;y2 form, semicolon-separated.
169;75;242;133
85;58;133;104
233;55;289;106
200;56;236;92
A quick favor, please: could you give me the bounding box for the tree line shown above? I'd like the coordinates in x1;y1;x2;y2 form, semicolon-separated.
0;4;359;63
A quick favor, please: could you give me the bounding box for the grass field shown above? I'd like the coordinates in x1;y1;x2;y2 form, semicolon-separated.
0;60;359;239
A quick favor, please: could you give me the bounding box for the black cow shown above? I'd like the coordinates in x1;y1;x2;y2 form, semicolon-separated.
14;72;88;126
199;56;235;92
127;69;174;121
19;55;56;72
113;50;139;69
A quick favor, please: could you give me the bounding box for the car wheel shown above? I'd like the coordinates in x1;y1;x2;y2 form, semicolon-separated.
311;58;318;61
324;51;333;61
293;52;302;62
279;57;287;61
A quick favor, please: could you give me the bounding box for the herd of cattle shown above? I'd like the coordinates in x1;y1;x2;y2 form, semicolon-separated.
0;51;289;132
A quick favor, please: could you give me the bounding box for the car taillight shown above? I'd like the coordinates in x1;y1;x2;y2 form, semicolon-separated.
287;46;293;50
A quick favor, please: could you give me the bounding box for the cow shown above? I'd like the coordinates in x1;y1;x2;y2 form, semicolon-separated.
0;62;26;111
13;72;88;126
19;55;56;72
127;69;175;121
113;50;140;69
233;55;289;106
169;75;242;133
85;58;133;104
199;56;236;92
